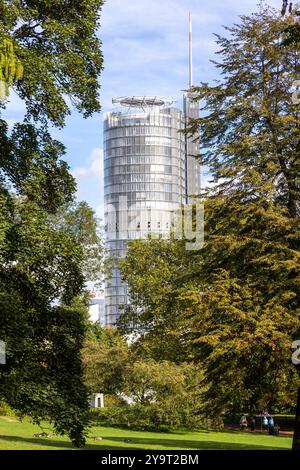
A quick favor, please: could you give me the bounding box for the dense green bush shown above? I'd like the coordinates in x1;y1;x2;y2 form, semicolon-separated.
0;401;15;417
273;415;295;430
90;401;220;432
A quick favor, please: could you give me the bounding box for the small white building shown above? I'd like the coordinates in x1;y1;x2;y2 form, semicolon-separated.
0;340;5;365
89;393;105;408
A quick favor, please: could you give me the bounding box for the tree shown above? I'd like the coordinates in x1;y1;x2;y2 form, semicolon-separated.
117;236;195;363
0;120;76;212
0;197;99;446
83;326;205;431
188;7;299;219
120;204;300;418
119;5;300;418
187;198;300;416
0;195;105;446
121;360;205;431
123;359;186;405
83;324;129;395
0;0;104;446
0;0;103;126
52;201;105;289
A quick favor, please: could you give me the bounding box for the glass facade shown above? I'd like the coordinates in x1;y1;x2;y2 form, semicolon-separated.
184;92;201;202
104;106;186;326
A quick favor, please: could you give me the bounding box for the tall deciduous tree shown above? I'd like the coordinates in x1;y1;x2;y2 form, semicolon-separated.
52;201;105;289
0;0;104;446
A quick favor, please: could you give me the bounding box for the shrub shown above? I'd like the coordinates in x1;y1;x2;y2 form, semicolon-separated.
89;400;218;432
0;401;15;417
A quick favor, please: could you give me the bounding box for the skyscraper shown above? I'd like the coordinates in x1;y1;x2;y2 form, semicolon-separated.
103;15;201;327
104;98;187;326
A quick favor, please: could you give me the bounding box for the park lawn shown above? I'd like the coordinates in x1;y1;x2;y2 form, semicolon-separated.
0;416;292;450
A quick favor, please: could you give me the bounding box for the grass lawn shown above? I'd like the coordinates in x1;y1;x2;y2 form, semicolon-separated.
0;416;292;450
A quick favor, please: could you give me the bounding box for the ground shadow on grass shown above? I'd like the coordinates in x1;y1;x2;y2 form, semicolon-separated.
93;436;288;451
0;435;74;449
0;433;290;451
0;435;140;451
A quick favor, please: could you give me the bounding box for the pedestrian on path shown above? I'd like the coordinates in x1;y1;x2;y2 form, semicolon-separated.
240;416;248;431
263;415;269;431
268;416;275;435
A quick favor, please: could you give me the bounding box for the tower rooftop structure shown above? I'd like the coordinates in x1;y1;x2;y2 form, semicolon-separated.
112;96;175;109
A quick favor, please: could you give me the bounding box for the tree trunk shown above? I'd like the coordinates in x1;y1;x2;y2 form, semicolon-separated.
292;385;300;450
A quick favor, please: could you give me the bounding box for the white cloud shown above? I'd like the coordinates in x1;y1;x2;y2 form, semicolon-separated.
71;148;104;213
101;0;220;39
72;148;103;181
99;0;282;114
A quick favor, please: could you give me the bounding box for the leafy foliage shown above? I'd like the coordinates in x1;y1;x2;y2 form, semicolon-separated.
52;201;105;289
83;324;130;395
0;120;76;212
0;38;23;98
0;196;95;446
0;0;103;126
83;326;206;431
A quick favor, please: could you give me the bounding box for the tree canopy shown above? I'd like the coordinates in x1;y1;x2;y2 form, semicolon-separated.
0;0;103;126
83;325;206;432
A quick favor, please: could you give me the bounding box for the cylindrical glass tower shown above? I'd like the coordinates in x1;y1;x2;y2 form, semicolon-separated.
103;97;186;326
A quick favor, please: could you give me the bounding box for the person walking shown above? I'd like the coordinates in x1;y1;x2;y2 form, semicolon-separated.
240;415;248;431
273;422;280;436
263;415;269;432
268;416;275;435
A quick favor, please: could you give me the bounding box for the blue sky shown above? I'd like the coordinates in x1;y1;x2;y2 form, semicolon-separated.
4;0;282;219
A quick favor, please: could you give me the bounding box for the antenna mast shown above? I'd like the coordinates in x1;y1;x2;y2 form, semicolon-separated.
189;12;193;88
